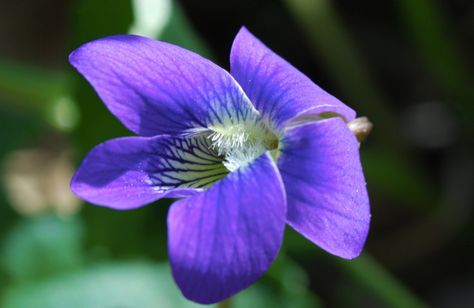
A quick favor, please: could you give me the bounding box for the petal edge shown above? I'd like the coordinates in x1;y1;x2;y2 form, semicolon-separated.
278;118;370;259
230;27;356;130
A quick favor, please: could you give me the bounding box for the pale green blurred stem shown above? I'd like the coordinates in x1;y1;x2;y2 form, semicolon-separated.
397;0;474;134
283;0;395;144
338;254;428;308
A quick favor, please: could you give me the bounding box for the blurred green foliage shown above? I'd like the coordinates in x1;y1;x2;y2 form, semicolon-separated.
0;0;472;307
1;215;83;281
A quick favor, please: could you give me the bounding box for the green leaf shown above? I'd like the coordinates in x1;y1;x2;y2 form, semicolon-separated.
337;254;428;308
233;285;283;308
1;215;83;281
0;59;77;131
72;0;133;45
2;262;208;308
397;0;474;133
362;147;437;210
234;253;323;308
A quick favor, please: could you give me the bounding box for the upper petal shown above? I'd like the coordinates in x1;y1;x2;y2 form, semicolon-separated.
230;27;356;130
167;153;286;304
278;118;370;259
70;34;258;136
71;134;229;210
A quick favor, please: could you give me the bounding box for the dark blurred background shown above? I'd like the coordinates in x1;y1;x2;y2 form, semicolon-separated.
0;0;473;307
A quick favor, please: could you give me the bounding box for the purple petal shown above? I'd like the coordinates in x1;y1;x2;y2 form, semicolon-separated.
230;27;356;130
167;153;286;304
278;118;370;259
70;34;257;136
71;134;229;210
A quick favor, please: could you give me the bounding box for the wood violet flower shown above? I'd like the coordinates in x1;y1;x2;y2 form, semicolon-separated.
70;27;370;304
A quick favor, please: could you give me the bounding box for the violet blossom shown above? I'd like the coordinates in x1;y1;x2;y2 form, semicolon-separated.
70;27;370;304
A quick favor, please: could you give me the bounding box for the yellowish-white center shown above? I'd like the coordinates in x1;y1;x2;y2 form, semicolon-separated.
206;118;278;172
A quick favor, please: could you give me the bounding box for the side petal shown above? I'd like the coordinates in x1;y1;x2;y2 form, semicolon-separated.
167;153;286;304
230;27;356;130
278;118;370;259
71;134;229;210
70;34;258;136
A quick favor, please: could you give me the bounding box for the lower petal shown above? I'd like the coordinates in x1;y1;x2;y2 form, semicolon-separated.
278;118;370;259
167;153;286;304
71;134;228;210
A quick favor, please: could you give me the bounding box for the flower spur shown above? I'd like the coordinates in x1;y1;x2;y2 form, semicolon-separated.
70;27;370;304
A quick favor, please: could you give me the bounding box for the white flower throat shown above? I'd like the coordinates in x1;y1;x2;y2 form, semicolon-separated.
206;117;278;172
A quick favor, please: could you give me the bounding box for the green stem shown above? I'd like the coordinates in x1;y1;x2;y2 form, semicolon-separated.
397;0;474;134
337;254;428;308
283;0;396;145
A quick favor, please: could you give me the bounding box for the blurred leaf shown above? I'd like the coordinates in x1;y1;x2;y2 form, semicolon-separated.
283;0;395;144
70;0;134;150
1;215;83;281
361;147;437;209
0;59;67;107
2;262;207;308
80;203;169;259
282;226;325;256
233;285;286;308
0;59;77;131
263;254;323;308
72;0;133;45
282;229;426;307
233;254;322;308
398;0;474;133
0;106;43;156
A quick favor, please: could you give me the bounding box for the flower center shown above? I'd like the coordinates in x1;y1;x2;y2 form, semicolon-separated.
207;119;278;172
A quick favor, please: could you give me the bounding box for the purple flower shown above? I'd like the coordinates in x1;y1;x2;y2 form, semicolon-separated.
70;27;370;304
